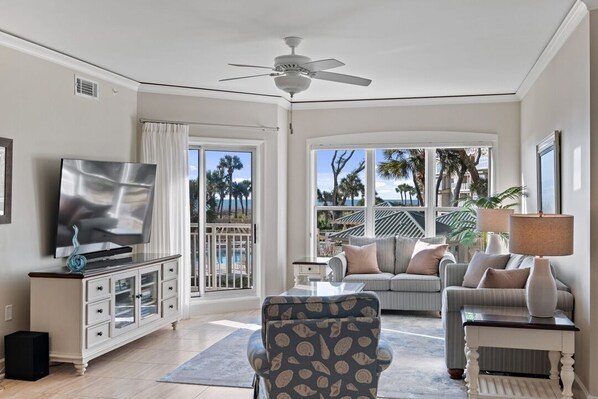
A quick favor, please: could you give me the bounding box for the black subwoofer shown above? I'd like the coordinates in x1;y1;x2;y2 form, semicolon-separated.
4;331;49;381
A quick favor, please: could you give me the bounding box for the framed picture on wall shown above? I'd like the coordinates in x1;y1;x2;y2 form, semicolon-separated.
536;130;561;214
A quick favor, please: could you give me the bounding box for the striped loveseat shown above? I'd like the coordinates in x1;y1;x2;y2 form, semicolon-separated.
330;236;456;311
442;254;574;378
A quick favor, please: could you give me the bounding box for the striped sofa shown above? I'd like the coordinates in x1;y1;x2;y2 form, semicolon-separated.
329;236;456;311
442;254;574;378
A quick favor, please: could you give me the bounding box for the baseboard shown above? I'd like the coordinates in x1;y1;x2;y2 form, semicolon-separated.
575;375;598;399
189;296;260;316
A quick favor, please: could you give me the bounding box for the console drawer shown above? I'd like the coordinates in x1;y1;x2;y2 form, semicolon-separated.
86;300;111;326
163;262;178;280
162;280;178;299
163;297;178;317
86;322;110;348
87;278;110;302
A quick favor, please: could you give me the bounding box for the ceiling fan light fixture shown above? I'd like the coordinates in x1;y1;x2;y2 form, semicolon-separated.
274;72;311;98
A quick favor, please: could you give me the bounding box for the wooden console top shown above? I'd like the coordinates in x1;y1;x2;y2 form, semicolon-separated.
28;253;181;279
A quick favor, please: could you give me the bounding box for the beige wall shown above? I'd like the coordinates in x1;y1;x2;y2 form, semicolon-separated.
0;46;138;360
289;102;521;287
137;91;288;305
520;15;595;395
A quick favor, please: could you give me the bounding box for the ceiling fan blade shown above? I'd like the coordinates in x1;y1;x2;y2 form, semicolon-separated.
311;71;372;86
228;63;274;70
300;58;345;72
219;73;276;82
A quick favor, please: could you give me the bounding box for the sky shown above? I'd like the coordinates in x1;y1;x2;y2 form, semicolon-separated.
188;150;252;183
316;149;412;201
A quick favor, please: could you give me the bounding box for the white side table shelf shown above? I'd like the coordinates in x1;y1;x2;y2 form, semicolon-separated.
461;306;578;399
292;257;331;286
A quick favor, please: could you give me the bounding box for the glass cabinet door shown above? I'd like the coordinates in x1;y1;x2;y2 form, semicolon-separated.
139;267;160;325
113;272;136;335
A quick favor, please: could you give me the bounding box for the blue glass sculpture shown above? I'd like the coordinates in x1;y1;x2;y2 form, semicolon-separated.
66;225;87;272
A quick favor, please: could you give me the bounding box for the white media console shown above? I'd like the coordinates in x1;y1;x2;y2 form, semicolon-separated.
29;253;181;375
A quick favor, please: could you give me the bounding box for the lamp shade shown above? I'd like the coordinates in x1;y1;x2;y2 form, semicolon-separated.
509;214;573;256
476;208;514;233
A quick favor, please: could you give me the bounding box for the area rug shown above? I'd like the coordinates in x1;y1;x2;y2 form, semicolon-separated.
159;313;467;398
159;328;255;388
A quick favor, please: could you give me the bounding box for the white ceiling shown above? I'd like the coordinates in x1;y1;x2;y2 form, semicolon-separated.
0;0;576;102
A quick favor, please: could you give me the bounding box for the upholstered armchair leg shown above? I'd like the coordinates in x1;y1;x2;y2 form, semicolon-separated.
252;374;259;399
448;368;464;379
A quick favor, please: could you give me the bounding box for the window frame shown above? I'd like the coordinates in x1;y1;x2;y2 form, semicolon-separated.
309;138;494;257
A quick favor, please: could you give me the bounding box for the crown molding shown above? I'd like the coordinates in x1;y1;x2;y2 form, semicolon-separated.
582;0;598;10
516;1;588;99
290;94;519;110
139;83;291;109
0;31;139;91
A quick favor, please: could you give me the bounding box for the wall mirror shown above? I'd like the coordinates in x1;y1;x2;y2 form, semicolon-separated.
0;137;13;224
536;130;560;214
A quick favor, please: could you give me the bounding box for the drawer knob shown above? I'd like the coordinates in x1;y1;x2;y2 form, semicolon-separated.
97;286;104;291
168;286;173;290
169;305;174;309
97;332;103;337
97;309;103;314
308;267;312;271
169;268;174;272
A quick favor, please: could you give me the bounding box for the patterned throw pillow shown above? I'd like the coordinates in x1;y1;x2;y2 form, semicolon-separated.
405;244;449;275
477;267;530;288
343;243;381;274
462;251;510;288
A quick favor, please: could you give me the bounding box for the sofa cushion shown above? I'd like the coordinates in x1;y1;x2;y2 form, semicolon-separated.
349;236;395;274
343;243;381;275
343;272;394;291
505;254;526;270
477;267;530;289
462;251;510;288
405;244;449;275
394;236;446;274
390;273;441;292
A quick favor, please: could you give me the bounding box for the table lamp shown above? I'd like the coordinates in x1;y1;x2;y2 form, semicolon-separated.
476;208;514;254
509;213;573;318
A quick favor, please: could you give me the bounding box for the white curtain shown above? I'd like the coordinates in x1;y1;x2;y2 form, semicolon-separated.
141;122;191;319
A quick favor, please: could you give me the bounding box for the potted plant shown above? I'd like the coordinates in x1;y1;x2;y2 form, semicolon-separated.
447;186;525;247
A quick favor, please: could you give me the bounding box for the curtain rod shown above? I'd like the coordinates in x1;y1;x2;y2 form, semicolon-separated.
139;118;279;132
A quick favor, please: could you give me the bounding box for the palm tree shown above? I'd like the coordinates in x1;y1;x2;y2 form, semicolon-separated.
407;186;416;205
218;155;243;221
397;183;412;205
231;182;241;218
238;180;252;216
339;173;364;206
377;149;425;206
205;170;225;223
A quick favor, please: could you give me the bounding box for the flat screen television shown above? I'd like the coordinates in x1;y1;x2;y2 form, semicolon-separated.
54;159;157;258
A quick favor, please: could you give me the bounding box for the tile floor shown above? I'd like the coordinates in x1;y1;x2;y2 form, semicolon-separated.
0;310;260;399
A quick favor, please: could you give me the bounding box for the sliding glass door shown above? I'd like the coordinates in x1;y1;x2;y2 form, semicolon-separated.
189;146;255;296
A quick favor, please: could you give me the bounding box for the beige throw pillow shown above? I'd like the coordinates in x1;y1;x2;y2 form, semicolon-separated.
343;243;381;275
477;267;530;289
462;252;510;288
406;244;449;275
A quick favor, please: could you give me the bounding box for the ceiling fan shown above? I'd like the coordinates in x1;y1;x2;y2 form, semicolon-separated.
220;36;372;98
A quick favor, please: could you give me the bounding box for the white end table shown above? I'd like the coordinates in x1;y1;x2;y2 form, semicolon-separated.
461;306;578;399
292;257;331;286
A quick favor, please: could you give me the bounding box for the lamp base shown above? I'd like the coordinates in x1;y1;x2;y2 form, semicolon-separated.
485;233;506;255
526;257;557;318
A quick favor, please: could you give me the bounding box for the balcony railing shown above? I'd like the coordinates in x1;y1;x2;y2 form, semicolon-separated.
190;223;253;295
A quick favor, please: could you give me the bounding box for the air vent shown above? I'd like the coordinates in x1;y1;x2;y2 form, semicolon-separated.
74;75;98;99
